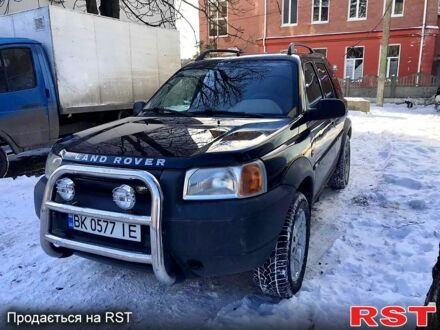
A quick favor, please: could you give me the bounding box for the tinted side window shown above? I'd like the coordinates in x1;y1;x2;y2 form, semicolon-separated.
0;57;7;93
315;63;335;98
2;48;36;92
304;62;322;106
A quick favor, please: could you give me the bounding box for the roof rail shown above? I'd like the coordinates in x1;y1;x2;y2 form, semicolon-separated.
287;43;315;55
196;48;241;61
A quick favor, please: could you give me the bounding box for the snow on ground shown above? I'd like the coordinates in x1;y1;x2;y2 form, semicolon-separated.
0;104;439;329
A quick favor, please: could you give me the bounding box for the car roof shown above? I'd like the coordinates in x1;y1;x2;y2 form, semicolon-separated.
184;52;326;69
0;38;40;46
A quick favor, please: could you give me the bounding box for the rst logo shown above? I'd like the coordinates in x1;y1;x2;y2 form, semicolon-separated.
350;304;436;327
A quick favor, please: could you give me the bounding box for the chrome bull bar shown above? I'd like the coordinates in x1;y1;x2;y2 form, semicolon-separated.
40;164;175;285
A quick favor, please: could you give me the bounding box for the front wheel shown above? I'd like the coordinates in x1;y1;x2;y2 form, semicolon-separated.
0;147;9;178
253;192;310;299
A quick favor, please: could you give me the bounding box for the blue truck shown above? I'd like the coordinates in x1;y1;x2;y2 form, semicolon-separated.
0;6;181;177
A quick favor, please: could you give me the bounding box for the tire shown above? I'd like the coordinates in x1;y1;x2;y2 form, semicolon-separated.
253;192;310;299
0;147;8;178
328;136;351;190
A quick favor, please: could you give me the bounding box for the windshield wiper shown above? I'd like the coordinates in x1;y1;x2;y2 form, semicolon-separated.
143;107;192;117
194;109;265;118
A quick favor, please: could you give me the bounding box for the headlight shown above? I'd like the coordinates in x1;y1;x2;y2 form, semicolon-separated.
56;177;75;201
183;160;267;200
113;184;136;210
45;151;62;178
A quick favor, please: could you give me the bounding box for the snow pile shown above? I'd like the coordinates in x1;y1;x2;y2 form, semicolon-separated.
0;104;439;329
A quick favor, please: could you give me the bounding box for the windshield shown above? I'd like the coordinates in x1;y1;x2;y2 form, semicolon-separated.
144;60;298;117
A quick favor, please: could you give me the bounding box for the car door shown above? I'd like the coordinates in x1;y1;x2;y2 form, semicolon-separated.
303;62;334;195
315;61;345;173
0;45;50;150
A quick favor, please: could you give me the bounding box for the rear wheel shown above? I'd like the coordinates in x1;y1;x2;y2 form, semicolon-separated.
329;136;351;189
253;192;310;299
0;147;9;178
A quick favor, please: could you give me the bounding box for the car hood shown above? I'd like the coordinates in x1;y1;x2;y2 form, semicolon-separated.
58;116;291;159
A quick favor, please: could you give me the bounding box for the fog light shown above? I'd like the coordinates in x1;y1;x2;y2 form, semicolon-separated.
113;184;136;210
56;178;75;201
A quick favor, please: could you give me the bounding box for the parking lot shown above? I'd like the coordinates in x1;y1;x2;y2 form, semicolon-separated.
1;105;439;329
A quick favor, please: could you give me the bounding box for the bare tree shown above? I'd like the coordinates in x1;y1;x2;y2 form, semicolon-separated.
0;0;256;53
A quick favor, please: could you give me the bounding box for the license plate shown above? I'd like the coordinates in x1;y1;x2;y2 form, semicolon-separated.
67;214;141;242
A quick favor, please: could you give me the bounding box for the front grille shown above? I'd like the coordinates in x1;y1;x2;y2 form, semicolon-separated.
41;164;175;284
54;171;161;216
49;172;162;254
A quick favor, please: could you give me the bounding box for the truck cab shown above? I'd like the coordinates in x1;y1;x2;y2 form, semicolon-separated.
0;38;57;158
0;6;181;177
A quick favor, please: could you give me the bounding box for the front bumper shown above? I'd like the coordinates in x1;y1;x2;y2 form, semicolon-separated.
34;165;292;279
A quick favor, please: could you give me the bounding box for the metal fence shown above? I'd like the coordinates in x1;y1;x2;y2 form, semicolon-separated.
339;73;440;99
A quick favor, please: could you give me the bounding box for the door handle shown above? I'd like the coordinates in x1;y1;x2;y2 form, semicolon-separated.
45;88;50;98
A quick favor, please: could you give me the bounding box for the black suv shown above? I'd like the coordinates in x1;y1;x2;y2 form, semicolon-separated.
34;44;352;298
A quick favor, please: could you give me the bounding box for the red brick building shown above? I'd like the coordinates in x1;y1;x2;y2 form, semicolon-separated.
199;0;440;79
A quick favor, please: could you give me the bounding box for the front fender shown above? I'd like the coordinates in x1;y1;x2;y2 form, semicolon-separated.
282;156;314;190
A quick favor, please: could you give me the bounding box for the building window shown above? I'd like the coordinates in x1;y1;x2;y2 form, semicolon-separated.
386;45;400;77
313;48;328;57
345;47;364;79
313;0;329;23
349;0;367;20
282;0;298;25
208;0;228;37
384;0;404;16
392;0;404;16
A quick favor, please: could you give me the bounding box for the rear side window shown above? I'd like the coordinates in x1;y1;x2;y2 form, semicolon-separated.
315;63;335;98
304;62;322;106
0;47;36;92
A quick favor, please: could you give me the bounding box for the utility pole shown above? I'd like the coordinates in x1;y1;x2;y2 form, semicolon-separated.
376;0;393;107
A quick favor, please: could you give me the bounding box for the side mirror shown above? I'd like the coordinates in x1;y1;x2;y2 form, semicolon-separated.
305;98;347;122
133;101;146;116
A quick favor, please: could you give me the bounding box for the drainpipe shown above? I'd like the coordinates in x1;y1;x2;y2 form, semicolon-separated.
263;0;268;53
417;0;428;82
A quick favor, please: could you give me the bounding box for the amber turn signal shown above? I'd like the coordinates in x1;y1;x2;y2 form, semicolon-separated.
239;162;265;197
